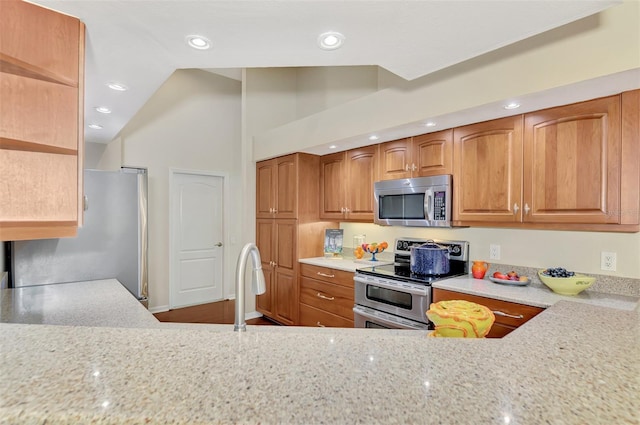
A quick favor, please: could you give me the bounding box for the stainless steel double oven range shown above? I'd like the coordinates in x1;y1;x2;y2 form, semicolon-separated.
353;238;470;330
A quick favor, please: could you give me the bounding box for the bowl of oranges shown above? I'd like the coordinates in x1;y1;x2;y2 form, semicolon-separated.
355;242;388;261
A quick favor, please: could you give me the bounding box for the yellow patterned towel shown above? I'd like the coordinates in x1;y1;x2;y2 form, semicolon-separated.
426;300;495;338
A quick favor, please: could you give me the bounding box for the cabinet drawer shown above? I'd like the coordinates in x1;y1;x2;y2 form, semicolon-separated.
299;303;354;328
300;263;354;287
432;289;543;328
300;276;354;319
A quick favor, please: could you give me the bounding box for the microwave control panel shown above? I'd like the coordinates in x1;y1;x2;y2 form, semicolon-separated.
434;191;446;220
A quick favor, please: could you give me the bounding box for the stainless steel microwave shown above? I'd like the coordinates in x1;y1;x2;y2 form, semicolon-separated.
373;175;452;227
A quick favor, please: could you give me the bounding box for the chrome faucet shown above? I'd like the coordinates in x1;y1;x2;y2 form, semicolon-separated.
234;243;266;331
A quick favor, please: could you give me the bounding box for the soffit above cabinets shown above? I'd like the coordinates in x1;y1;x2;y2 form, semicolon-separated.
31;0;619;145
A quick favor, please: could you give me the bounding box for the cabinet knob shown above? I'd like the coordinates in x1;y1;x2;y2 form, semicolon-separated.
273;209;278;214
405;164;410;172
524;203;530;215
513;203;520;214
316;321;326;327
411;163;417;171
344;207;350;213
215;242;223;247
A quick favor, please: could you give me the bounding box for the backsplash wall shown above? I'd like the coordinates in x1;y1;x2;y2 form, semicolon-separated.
340;223;640;279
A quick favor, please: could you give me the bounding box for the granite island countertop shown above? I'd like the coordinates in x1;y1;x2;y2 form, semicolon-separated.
1;279;639;424
433;276;640;311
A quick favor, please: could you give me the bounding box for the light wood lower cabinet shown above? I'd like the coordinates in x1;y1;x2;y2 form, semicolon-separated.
432;288;543;338
256;219;298;325
299;303;354;328
298;263;354;328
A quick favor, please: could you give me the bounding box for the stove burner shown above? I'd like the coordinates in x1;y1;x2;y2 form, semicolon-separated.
357;262;465;285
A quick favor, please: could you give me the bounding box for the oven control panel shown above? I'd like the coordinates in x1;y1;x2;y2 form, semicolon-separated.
395;238;468;261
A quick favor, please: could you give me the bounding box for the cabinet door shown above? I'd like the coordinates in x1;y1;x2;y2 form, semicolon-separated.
275;154;297;219
523;95;621;224
379;138;412;180
255;219;275;317
412;130;453;176
274;268;296;325
453;116;524;223
319;152;346;219
345;146;377;221
274;220;298;324
256;265;274;317
256;160;275;218
0;1;84;241
0;0;81;86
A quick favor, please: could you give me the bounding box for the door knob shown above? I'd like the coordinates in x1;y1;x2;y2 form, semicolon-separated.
215;242;223;247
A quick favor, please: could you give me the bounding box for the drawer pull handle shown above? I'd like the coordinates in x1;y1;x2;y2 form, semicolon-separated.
492;310;524;319
316;292;335;301
316;272;335;278
316;321;326;327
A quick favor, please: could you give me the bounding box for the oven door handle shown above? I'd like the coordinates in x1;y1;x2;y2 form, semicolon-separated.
354;275;429;296
353;306;426;330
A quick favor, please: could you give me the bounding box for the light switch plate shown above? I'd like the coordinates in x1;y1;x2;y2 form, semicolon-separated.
489;244;501;260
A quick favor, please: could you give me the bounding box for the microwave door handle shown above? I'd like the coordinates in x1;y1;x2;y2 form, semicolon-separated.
425;188;433;221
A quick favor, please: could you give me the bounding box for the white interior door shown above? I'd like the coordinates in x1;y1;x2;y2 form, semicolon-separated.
170;172;224;308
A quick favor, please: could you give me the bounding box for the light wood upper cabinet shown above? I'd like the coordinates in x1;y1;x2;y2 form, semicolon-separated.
379;138;412;180
453;116;524;223
256;154;297;219
319;152;346;219
320;145;378;221
379;131;453;180
0;0;85;241
452;93;638;231
523;95;621;224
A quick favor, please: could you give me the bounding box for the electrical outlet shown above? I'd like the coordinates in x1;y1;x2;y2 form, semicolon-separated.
601;252;617;271
489;244;501;260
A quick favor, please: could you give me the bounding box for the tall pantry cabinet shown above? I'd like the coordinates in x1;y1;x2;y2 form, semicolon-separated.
0;0;85;241
255;153;337;325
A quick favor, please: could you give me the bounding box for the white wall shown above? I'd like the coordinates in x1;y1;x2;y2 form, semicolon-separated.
84;142;107;169
296;66;379;119
116;69;242;311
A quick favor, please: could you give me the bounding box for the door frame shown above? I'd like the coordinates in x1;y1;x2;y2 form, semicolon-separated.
168;168;230;309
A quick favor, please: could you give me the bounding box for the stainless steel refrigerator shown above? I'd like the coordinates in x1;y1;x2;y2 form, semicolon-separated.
11;168;148;305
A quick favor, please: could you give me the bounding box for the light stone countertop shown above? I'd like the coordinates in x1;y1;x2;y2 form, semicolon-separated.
299;255;394;272
433;276;640;311
0;279;160;328
1;279;639;424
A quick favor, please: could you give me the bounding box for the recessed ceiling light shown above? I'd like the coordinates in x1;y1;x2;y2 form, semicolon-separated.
318;31;345;50
186;35;211;50
504;102;520;110
88;124;103;130
95;106;111;114
368;135;379;141
107;82;128;91
424;121;437;127
329;145;337;149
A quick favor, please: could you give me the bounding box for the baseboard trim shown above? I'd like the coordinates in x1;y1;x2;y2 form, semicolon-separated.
149;305;169;314
245;311;263;320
